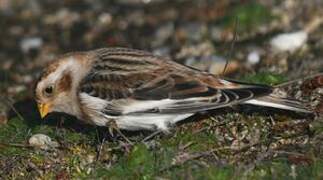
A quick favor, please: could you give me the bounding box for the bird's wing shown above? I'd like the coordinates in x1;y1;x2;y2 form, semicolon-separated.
79;48;272;115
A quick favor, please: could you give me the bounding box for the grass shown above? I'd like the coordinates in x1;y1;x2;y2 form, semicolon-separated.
0;72;322;179
242;72;287;85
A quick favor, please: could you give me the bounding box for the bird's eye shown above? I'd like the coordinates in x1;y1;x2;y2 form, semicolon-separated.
44;85;54;96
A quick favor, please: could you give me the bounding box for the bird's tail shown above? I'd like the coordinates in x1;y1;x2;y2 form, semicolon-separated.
243;94;312;113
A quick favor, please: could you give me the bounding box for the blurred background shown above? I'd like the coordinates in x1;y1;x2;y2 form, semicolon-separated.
1;0;323;108
0;0;323;178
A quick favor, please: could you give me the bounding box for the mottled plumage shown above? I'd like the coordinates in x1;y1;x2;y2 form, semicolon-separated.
35;48;311;131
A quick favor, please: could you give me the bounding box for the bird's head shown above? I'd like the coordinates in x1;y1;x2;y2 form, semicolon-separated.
35;53;92;119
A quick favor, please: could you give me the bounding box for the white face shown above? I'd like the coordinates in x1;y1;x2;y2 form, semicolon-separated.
35;57;78;118
35;54;94;120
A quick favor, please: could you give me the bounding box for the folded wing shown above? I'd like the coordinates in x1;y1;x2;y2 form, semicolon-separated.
79;48;273;115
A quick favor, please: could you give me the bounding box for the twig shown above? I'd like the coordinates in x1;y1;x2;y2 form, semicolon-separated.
179;141;195;151
274;72;323;88
242;150;273;175
27;162;43;176
141;130;162;142
222;17;238;75
273;150;307;157
115;128;133;145
193;115;232;134
304;15;323;33
1;97;25;122
193;120;231;134
0;142;32;148
96;131;107;161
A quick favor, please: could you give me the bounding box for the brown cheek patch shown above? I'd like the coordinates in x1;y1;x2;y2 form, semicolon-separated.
58;72;72;92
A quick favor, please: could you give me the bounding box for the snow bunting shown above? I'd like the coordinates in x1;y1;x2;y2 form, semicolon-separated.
35;48;311;131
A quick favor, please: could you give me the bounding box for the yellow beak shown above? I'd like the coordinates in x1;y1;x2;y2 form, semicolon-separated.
37;103;50;119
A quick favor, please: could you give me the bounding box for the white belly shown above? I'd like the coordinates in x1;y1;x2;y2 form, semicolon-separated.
79;93;194;131
116;113;194;131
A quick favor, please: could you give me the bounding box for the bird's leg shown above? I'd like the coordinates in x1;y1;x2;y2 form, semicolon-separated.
142;130;162;142
142;122;175;142
95;128;107;161
106;120;133;145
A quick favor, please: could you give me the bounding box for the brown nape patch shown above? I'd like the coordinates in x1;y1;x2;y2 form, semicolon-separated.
58;71;72;92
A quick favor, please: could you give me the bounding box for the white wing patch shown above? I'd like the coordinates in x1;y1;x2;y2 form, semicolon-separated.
79;93;112;126
79;93;194;130
79;93;108;112
121;97;210;114
122;99;174;114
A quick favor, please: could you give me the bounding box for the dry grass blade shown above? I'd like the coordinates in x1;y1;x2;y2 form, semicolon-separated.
1;96;25;122
222;17;239;75
275;72;323;88
0;142;32;148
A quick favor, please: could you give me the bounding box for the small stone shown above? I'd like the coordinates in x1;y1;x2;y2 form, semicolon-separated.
44;8;80;28
20;37;43;53
247;50;261;65
185;55;239;75
270;31;308;53
0;0;11;14
86;155;95;164
98;13;113;25
176;42;215;59
153;23;174;47
210;26;224;42
29;134;59;150
175;23;207;43
117;0;164;5
21;75;33;83
127;10;145;26
7;85;26;94
153;46;171;56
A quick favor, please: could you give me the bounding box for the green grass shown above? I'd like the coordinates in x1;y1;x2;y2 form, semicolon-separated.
0;114;322;179
242;72;287;85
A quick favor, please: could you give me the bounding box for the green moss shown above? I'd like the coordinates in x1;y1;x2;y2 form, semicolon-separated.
91;144;156;179
0;118;30;156
1;116;323;179
242;72;286;85
191;166;235;180
160;130;219;153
